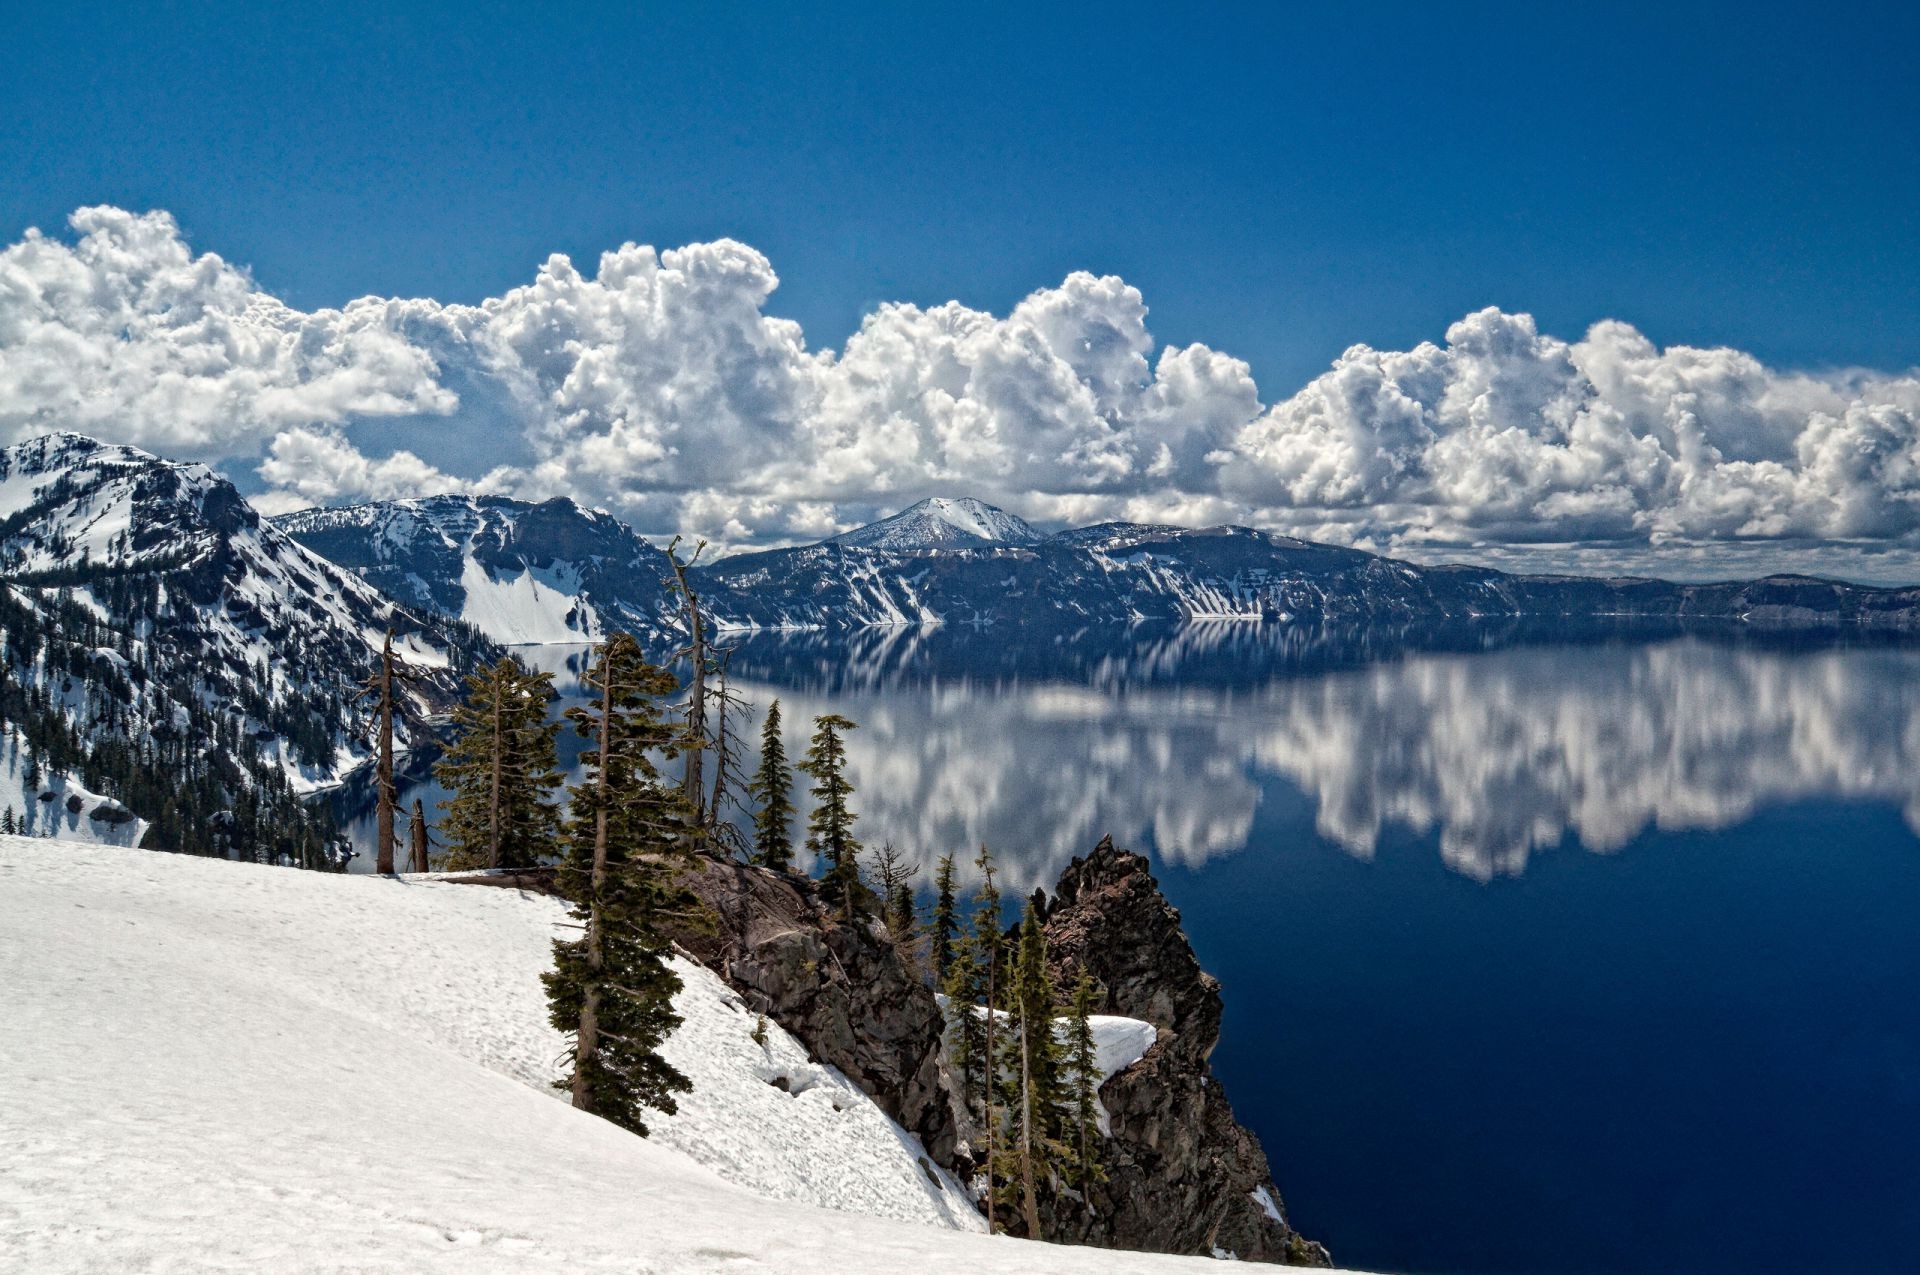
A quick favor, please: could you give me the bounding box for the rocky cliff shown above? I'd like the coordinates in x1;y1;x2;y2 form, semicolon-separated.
1036;837;1330;1264
658;841;1328;1265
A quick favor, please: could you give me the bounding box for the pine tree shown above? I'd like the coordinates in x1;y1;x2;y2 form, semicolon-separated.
543;634;697;1136
997;898;1068;1238
872;840;918;947
970;845;1006;1233
798;713;862;919
1064;967;1107;1191
928;852;959;983
435;658;563;871
748;699;796;870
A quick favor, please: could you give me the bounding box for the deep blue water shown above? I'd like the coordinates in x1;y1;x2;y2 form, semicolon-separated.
357;626;1920;1273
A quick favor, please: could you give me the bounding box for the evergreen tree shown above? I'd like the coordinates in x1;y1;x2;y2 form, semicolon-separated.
543;634;697;1136
871;840;919;947
928;852;959;983
1064;967;1107;1191
748;699;796;870
996;898;1068;1238
943;932;988;1127
970;844;1006;1233
798;713;862;919
435;658;563;871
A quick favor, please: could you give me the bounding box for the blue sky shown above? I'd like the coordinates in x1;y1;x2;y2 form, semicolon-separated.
3;1;1919;575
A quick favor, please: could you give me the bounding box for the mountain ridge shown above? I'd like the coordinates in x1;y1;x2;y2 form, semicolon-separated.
266;480;1920;641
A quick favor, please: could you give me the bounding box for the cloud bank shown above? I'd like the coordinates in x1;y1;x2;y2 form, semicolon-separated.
5;206;1919;574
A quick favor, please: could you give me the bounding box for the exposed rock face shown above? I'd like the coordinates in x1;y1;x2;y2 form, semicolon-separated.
476;843;1326;1264
1038;837;1330;1265
662;855;968;1170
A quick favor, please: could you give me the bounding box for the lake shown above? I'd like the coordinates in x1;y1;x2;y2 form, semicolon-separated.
345;624;1920;1274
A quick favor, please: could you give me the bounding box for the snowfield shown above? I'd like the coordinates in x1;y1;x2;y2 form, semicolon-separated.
0;839;1364;1273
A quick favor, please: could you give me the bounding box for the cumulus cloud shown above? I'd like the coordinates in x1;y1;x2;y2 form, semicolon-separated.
4;206;1920;574
0;207;453;458
1218;308;1920;558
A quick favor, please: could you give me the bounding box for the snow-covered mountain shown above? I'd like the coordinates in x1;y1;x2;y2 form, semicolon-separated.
0;434;491;860
827;496;1040;550
0;838;1266;1274
276;494;680;646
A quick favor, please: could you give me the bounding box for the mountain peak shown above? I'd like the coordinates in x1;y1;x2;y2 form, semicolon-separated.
827;496;1039;550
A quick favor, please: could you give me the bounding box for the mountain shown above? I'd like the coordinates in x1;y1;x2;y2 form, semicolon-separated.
275;483;1920;638
276;494;680;646
0;434;491;862
703;518;1920;632
827;496;1041;550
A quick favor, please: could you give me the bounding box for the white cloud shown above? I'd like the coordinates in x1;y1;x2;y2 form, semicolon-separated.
0;207;453;458
5;206;1920;573
1217;307;1920;559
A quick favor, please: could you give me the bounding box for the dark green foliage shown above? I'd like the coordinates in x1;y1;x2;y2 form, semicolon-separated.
929;852;959;983
1064;967;1107;1190
0;581;339;866
748;699;795;870
798;713;863;917
870;840;918;950
435;657;563;871
995;899;1070;1230
543;634;697;1136
887;877;916;943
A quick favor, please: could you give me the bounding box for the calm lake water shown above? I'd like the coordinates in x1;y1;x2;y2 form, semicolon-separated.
346;624;1920;1275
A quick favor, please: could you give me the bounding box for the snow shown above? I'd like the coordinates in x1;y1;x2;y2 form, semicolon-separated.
458;554;599;644
0;840;1355;1273
0;726;145;846
831;497;1040;550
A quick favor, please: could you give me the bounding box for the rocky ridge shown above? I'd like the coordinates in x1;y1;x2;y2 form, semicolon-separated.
641;839;1328;1265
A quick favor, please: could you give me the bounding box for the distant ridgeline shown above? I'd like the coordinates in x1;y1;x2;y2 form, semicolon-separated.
10;428;1920;869
0;434;493;866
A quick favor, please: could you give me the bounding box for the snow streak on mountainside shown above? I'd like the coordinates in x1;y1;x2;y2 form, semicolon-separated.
828;497;1041;550
259;469;1920;642
276;494;680;646
0;840;1308;1274
0;434;493;860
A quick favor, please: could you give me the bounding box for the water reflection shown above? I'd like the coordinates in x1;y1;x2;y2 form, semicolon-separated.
726;627;1920;886
345;624;1920;886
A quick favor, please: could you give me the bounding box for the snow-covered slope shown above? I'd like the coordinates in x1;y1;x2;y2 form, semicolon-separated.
0;722;143;844
277;494;679;646
0;840;1341;1273
829;497;1041;550
0;434;484;786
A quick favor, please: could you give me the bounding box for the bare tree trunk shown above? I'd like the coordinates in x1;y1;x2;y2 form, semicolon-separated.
983;942;998;1235
666;538;708;825
408;798;429;873
573;644;615;1112
375;631;396;874
488;685;503;869
1020;1001;1041;1239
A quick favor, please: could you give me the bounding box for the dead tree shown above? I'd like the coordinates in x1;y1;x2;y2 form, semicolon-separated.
407;798;432;873
704;648;752;858
663;536;711;826
358;629;421;875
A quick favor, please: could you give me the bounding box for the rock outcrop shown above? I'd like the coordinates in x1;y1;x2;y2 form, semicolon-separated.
663;855;968;1170
1036;836;1330;1265
656;841;1327;1265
